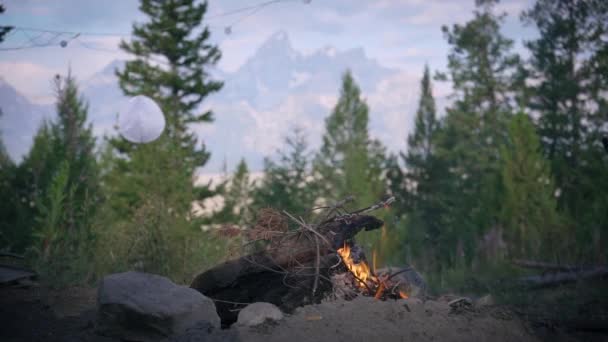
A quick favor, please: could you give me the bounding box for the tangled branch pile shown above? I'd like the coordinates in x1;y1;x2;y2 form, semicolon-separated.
191;196;425;326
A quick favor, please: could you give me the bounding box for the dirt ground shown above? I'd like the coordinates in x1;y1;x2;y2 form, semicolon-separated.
0;284;606;342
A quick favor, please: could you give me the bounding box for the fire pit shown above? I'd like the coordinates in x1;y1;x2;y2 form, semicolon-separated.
191;196;426;327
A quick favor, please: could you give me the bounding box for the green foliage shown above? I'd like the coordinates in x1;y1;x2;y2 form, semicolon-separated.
500;113;565;259
2;73;99;262
115;0;222;169
96;0;226;282
427;0;522;269
523;0;608;261
314;70;386;209
314;70;388;256
0;132;18;249
94;192;228;284
253;128;318;216
2;73;100;286
214;159;254;226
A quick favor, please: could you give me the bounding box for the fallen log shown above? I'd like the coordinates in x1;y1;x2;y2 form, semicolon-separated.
512;259;581;272
518;266;608;288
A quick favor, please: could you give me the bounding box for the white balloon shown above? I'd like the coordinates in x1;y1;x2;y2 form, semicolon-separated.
118;95;166;143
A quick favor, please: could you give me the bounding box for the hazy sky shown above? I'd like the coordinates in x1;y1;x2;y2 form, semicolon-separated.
1;0;536;104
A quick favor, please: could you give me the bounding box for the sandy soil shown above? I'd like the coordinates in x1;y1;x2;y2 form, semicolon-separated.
0;284;604;342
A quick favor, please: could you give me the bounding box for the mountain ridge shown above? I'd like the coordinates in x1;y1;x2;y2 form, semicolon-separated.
0;30;419;171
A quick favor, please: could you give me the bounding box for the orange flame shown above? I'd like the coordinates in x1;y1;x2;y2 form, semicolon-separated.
399;291;409;299
337;243;377;290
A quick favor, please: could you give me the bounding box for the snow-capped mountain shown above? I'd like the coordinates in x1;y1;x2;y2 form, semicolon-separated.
0;78;52;163
1;30;425;171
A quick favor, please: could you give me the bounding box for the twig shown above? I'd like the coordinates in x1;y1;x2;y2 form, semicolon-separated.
350;196;395;215
317;195;355;222
209;298;251;305
329;254;342;269
242;255;289;275
349;271;374;295
282;210;332;247
312;234;320;296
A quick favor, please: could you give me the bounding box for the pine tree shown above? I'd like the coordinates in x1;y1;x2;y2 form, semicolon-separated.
254;128;318;216
522;0;608;261
51;74;99;228
314;70;385;209
403;65;438;212
500;113;563;259
109;0;222;212
98;0;224;280
398;66;448;269
314;70;387;254
3;73;99;283
216;159;253;226
433;0;523;267
0;112;18;249
115;0;222;164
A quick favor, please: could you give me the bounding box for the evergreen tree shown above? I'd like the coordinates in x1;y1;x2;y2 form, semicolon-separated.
433;0;522;267
216;159;253;226
254;128;318;216
3;73;99;283
98;0;224;280
50;74;99;230
500;113;563;260
314;70;387;254
399;66;447;269
0;113;18;249
115;0;222;163
109;0;222;212
314;70;385;209
522;0;608;261
403;65;438;213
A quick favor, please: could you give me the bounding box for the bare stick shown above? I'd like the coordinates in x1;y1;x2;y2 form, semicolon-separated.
350;196;395;215
312;234;320;296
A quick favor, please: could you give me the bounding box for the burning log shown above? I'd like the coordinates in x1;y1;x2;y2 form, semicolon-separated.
191;196;426;326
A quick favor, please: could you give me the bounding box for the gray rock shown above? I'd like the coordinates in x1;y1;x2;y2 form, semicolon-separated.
476;294;495;307
237;302;283;327
97;271;220;341
376;266;427;299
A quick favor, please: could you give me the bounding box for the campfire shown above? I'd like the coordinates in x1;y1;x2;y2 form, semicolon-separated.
337;243;410;300
191;196;425;326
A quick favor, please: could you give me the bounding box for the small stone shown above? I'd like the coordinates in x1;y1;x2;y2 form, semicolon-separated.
476;294;495;307
237;302;283;327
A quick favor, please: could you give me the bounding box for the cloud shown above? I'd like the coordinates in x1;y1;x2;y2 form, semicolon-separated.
368;71;421;151
0;61;60;104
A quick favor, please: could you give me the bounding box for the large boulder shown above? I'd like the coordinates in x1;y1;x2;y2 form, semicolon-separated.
97;271;220;341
